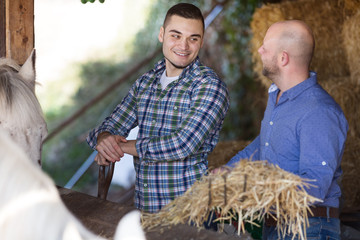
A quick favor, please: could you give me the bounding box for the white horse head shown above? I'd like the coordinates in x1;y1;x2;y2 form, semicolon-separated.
0;49;48;166
0;131;146;240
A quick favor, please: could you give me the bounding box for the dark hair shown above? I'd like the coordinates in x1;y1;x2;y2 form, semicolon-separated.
163;3;204;31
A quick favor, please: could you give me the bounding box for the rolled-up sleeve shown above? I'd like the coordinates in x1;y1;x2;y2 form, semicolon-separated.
226;136;260;167
299;107;348;202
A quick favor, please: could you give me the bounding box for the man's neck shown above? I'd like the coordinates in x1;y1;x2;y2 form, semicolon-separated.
276;70;309;93
165;61;184;77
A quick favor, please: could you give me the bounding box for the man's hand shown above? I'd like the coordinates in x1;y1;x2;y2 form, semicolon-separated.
95;132;127;165
94;153;111;166
211;166;230;174
119;140;139;157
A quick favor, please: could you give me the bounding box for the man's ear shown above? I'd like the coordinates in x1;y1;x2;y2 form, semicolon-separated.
158;26;164;43
19;49;36;92
280;50;289;66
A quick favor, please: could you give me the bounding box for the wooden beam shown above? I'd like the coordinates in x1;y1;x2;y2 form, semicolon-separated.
5;0;34;64
0;0;5;58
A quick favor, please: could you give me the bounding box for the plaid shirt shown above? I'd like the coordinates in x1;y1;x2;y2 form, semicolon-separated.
87;57;229;212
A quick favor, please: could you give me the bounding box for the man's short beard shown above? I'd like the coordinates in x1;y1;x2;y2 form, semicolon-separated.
262;67;272;78
262;64;279;80
262;56;279;79
165;56;188;70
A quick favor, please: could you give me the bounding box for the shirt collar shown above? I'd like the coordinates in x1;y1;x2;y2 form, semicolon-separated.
179;57;201;79
153;57;201;80
268;71;317;100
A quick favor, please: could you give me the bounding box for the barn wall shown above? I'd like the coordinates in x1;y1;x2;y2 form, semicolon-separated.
0;0;34;64
0;0;5;57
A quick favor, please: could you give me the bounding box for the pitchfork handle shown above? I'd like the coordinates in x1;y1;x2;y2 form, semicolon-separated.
97;162;115;200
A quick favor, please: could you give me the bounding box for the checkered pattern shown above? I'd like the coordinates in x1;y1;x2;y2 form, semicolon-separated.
87;57;229;212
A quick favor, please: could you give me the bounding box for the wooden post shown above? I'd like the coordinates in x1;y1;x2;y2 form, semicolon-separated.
0;0;6;58
0;0;34;64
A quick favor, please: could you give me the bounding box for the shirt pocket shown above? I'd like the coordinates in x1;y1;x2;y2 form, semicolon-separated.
166;90;191;129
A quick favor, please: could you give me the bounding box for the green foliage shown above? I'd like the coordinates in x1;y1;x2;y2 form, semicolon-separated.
213;0;265;141
81;0;104;4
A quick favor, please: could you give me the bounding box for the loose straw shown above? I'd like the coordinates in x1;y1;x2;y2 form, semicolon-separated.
142;160;322;240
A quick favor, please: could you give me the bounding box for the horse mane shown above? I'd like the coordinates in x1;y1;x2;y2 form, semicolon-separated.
0;58;45;130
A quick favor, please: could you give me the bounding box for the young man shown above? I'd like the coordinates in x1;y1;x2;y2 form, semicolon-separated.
225;20;348;239
87;3;229;213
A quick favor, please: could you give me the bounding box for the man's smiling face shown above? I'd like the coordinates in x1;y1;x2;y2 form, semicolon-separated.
158;15;204;77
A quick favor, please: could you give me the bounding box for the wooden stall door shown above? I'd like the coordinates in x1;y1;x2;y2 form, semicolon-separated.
0;0;34;65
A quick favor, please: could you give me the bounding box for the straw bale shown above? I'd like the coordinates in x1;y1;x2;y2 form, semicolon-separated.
342;10;360;85
344;0;360;17
341;136;360;208
142;160;321;240
320;77;360;138
250;0;350;88
208;140;251;169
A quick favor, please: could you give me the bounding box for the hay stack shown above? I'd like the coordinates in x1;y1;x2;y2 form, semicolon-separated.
142;160;321;240
340;136;360;208
344;0;360;17
320;78;360;138
250;0;353;88
342;10;360;85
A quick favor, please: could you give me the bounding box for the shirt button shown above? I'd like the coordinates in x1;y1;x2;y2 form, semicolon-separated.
174;106;178;110
265;142;269;146
270;121;273;125
144;183;148;187
322;161;326;166
152;120;156;123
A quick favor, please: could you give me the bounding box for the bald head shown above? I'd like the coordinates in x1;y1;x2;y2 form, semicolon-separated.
267;20;315;68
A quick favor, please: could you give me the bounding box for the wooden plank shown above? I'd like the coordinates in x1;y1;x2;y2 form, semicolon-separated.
59;187;135;238
5;0;34;64
0;0;5;57
58;187;242;239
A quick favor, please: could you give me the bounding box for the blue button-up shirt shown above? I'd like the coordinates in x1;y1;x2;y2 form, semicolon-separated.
227;72;348;208
87;57;229;212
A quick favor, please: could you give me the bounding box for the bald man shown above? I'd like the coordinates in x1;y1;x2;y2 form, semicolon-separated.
226;20;348;239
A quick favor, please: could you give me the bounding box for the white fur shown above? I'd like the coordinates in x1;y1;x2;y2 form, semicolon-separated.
0;131;146;240
114;210;146;240
0;49;48;166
